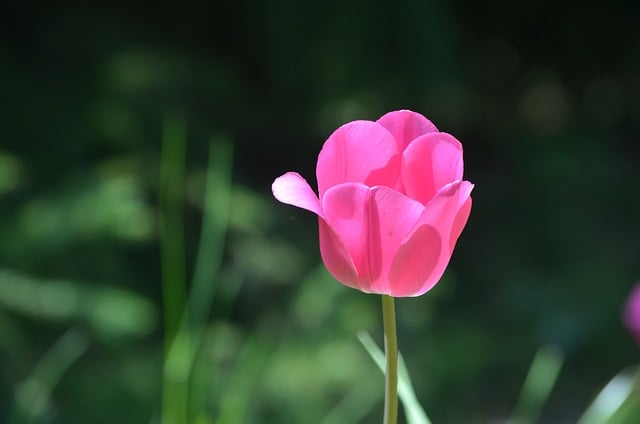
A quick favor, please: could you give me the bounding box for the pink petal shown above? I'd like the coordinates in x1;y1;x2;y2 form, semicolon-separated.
272;172;322;216
365;187;425;294
451;197;472;252
316;120;400;198
321;183;424;294
401;132;464;205
425;181;473;257
388;225;442;297
318;218;360;291
377;110;439;151
389;180;473;296
320;183;370;285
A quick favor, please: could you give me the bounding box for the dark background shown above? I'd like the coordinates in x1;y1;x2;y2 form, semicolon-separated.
0;1;639;422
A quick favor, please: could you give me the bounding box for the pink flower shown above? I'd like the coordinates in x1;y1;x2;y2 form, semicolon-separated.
272;110;473;297
624;283;640;344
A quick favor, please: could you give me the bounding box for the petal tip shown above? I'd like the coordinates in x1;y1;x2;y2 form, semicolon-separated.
272;172;322;215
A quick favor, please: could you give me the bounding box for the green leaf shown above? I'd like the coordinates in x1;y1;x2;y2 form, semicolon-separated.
510;345;564;424
357;331;431;424
10;328;90;424
578;367;639;424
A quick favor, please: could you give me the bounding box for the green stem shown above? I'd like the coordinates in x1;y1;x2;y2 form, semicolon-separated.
160;114;189;424
382;295;398;424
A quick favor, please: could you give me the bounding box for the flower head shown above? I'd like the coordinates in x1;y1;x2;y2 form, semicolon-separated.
272;110;473;297
624;283;640;344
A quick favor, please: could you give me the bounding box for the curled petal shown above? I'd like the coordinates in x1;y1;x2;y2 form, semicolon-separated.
377;110;439;151
402;132;464;205
451;197;472;252
272;172;322;216
316;120;400;197
389;180;473;296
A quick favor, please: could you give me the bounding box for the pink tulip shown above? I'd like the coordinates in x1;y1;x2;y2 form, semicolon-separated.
272;110;473;297
624;283;640;345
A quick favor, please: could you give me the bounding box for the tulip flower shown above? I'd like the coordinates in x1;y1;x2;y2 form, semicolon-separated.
272;109;473;297
624;283;640;345
273;110;473;424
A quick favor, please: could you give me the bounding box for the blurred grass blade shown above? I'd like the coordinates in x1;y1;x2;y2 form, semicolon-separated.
189;135;233;329
357;331;431;424
214;336;271;424
191;272;247;417
160;114;189;424
396;351;431;424
320;374;383;424
160;113;188;343
189;135;234;424
510;345;564;424
11;328;89;424
578;367;638;424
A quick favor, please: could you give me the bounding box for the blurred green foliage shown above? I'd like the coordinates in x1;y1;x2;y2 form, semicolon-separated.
0;1;639;422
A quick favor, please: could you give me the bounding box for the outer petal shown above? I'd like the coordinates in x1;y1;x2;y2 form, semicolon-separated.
321;183;424;294
389;180;473;297
377;110;439;151
451;197;472;252
320;183;369;286
401;132;464;205
316;120;400;198
272;172;322;216
318;218;360;290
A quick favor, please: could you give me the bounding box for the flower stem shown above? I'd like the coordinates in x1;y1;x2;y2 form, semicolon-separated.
382;295;398;424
